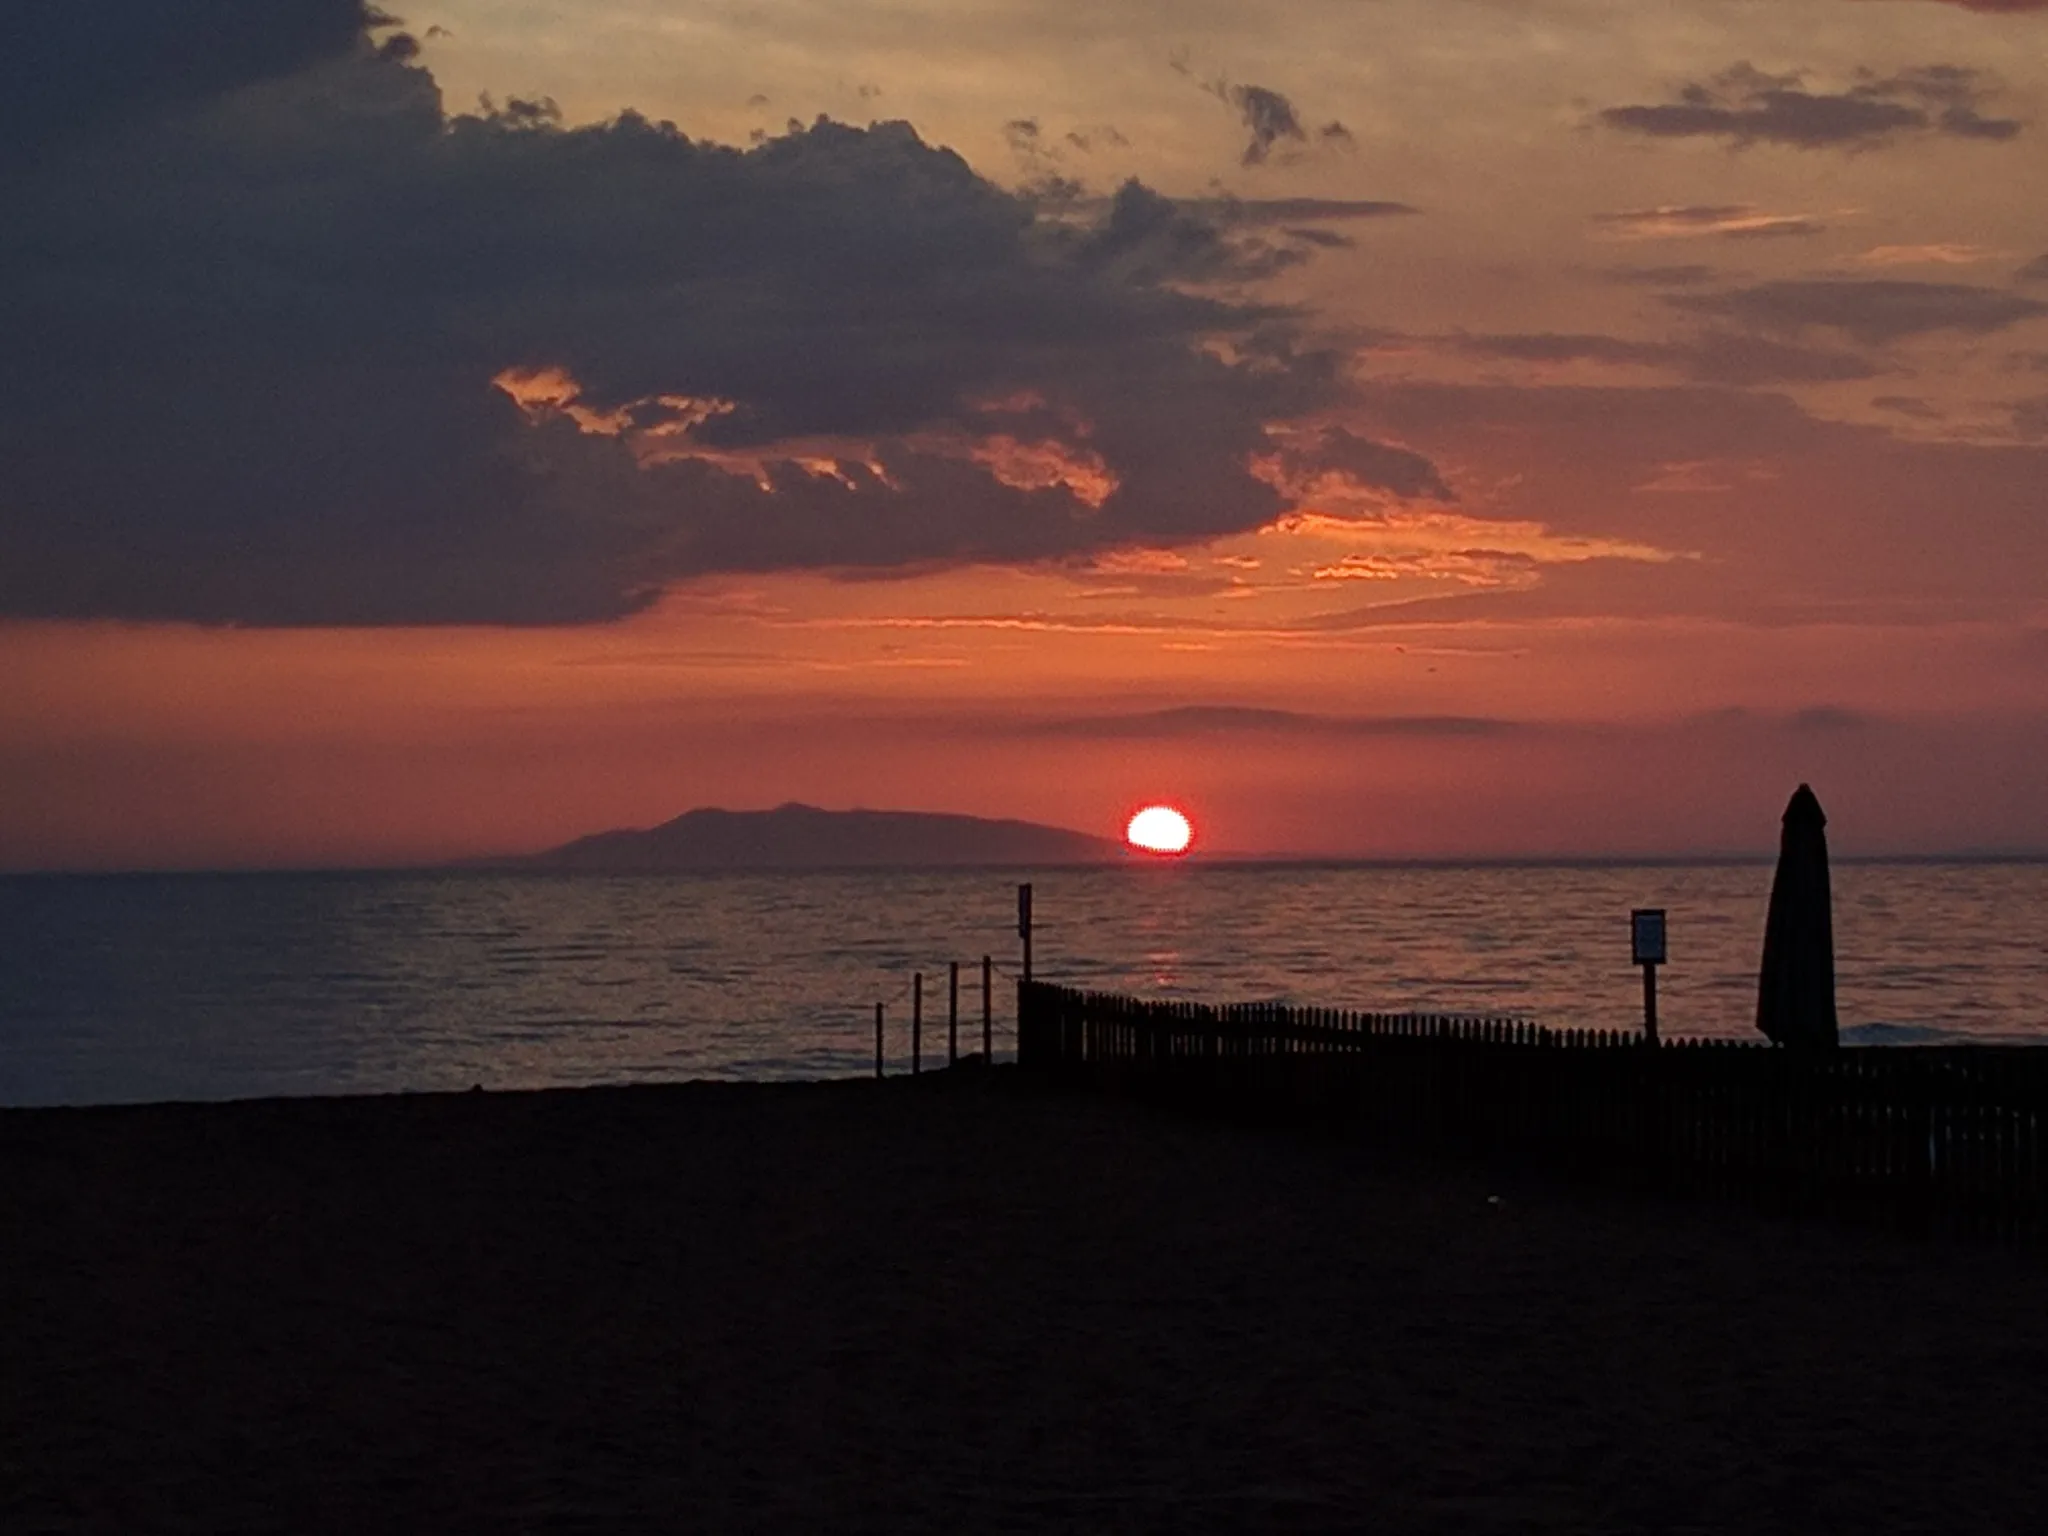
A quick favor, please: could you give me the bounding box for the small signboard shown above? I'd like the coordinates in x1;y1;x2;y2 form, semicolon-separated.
1631;908;1667;967
1018;882;1033;940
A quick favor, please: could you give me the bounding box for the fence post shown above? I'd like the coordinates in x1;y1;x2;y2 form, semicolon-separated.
949;960;960;1067
1005;987;2048;1248
982;955;993;1060
913;972;923;1076
874;1002;885;1079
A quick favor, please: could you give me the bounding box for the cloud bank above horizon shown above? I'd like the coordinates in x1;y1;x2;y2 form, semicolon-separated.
2;0;2047;864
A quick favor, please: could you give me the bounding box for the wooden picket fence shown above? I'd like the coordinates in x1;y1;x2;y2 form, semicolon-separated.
1016;982;2048;1242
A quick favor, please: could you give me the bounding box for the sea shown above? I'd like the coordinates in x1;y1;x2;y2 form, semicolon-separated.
2;861;2044;1108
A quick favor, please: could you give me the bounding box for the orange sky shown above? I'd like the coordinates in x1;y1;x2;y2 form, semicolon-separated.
3;0;2046;868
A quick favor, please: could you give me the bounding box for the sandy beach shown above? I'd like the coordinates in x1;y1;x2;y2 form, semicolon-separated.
5;1068;2046;1533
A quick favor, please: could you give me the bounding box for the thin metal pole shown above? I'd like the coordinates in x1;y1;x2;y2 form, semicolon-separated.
1018;882;1033;983
982;954;993;1060
874;1002;884;1078
948;960;959;1066
912;972;923;1075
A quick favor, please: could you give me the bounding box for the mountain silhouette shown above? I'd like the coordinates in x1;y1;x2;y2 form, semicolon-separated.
512;803;1127;871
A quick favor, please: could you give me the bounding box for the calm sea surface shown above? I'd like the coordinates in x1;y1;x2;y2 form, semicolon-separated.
2;862;2044;1107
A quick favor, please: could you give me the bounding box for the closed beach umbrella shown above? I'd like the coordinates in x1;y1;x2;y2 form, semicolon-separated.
1755;783;1838;1048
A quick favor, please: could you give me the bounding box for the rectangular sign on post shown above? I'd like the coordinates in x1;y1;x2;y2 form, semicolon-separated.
1631;908;1667;967
1017;882;1032;939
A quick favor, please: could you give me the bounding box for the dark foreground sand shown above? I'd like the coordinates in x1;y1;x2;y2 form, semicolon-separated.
4;1070;2046;1533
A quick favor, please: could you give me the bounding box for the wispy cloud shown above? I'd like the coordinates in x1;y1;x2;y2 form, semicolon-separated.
1185;196;1419;226
1443;329;1881;386
1260;509;1682;574
1601;62;2022;150
1849;243;2002;267
1869;1;2048;11
1591;205;1828;240
1170;55;1354;170
1603;264;1721;288
1671;279;2048;344
1226;83;1308;165
1019;705;1526;739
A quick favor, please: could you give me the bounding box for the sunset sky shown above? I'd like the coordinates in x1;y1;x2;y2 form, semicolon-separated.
4;0;2047;868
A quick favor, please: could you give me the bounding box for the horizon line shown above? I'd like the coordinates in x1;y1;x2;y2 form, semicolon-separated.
7;850;2048;878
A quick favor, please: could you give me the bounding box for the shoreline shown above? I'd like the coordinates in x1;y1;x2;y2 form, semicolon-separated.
5;1073;2047;1530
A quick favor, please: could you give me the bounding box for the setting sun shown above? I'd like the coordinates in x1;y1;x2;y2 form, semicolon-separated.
1125;805;1194;856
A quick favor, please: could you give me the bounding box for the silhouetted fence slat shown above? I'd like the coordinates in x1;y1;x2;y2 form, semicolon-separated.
1016;982;2048;1243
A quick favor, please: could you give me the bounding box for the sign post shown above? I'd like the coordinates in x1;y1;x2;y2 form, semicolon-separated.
1631;908;1666;1045
1018;882;1034;983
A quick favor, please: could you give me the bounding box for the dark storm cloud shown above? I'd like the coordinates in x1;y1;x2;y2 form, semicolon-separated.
1600;62;2022;149
2019;254;2048;283
1670;279;2048;344
0;31;1380;625
1448;331;1880;386
0;0;382;163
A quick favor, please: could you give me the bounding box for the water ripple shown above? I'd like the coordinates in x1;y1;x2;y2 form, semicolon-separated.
1;862;2043;1106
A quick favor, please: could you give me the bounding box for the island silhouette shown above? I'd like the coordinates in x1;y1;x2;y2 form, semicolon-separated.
508;803;1129;871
